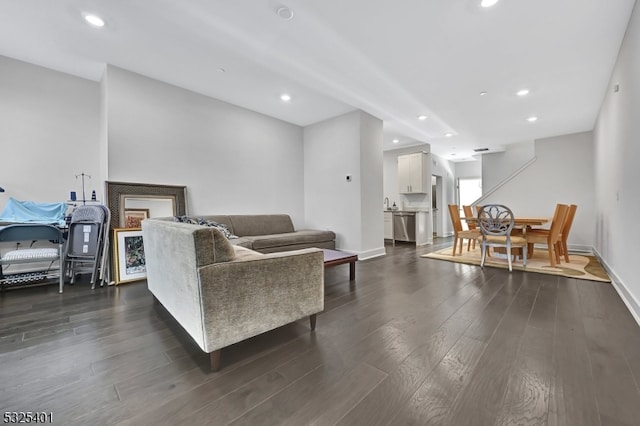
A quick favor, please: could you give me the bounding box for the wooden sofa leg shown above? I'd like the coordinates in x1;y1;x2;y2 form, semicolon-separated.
310;314;317;331
210;350;222;372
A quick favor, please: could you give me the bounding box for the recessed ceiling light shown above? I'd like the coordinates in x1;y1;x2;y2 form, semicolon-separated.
280;94;291;102
445;132;453;138
418;115;428;121
479;91;488;96
516;89;530;96
84;13;105;27
392;139;400;144
527;116;538;122
276;7;294;20
480;0;499;8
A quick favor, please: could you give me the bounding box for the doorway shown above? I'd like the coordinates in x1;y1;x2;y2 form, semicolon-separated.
457;177;482;214
432;175;443;237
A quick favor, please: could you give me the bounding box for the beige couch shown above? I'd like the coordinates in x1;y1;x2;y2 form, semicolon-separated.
142;218;324;371
193;214;335;253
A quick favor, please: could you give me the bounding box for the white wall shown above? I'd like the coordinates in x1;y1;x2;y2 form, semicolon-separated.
482;141;535;191
304;110;384;258
431;154;456;237
359;112;384;257
0;56;100;205
481;131;595;250
594;1;640;321
105;66;307;226
455;159;482;181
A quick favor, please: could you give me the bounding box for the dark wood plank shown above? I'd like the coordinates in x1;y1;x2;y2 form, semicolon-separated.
1;241;640;425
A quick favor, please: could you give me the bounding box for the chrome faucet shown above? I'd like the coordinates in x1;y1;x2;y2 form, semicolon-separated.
384;197;390;209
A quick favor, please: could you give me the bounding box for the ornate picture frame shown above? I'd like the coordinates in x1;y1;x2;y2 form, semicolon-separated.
113;227;146;284
124;208;150;228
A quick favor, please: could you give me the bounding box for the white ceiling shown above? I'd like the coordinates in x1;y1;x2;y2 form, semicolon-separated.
0;0;635;161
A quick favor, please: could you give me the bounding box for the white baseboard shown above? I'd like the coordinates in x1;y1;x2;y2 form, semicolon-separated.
592;247;640;327
566;243;593;253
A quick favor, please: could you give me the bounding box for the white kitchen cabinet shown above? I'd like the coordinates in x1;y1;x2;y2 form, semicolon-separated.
383;211;393;239
398;152;427;194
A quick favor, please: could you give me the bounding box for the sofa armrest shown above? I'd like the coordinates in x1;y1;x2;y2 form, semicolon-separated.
197;248;324;352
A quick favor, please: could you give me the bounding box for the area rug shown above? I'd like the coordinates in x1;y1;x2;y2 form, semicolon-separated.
422;246;611;282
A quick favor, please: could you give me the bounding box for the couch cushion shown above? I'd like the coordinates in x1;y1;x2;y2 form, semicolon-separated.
175;215;238;239
231;245;265;261
249;230;336;250
200;215;235;234
228;215;295;236
228;237;253;249
211;228;236;263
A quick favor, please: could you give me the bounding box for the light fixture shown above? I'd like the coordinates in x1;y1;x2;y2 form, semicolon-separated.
280;94;291;102
479;91;488;96
516;89;530;96
527;116;538;122
84;13;105;27
392;139;399;144
445;132;453;138
276;7;294;20
480;0;499;8
418;115;428;121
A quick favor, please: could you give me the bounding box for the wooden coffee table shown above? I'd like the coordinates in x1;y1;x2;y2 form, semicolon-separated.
322;249;358;280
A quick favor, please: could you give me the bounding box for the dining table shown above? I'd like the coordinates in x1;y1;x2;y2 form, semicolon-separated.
462;216;550;257
462;217;549;233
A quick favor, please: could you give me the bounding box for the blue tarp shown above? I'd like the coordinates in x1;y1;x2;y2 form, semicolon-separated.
0;197;67;225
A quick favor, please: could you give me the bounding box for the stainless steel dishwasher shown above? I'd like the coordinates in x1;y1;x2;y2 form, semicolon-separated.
393;212;416;242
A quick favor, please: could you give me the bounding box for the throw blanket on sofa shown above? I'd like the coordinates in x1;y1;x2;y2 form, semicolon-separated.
0;197;67;226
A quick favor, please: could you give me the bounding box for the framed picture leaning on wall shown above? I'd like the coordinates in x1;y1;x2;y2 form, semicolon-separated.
124;208;150;228
113;228;146;284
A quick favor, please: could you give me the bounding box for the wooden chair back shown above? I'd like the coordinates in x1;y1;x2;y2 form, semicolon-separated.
548;204;570;243
562;204;577;238
448;204;463;233
463;205;476;230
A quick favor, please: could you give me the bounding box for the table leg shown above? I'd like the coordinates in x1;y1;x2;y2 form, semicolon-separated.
349;261;356;281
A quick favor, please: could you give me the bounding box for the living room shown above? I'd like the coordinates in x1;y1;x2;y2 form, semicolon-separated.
2;0;640;423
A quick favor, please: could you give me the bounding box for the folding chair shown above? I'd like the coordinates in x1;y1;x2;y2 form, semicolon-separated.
65;205;110;288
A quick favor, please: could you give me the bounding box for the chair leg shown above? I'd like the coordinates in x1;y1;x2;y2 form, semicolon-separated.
561;239;570;263
480;243;486;269
522;244;527;268
452;237;458;256
210;350;222;372
310;314;317;331
554;243;561;265
58;244;64;294
507;243;513;272
548;243;557;267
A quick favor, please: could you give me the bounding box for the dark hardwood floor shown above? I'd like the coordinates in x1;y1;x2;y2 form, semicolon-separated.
2;239;640;425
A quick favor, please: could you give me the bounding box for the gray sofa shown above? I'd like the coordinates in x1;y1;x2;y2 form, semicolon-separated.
199;214;335;253
142;218;325;371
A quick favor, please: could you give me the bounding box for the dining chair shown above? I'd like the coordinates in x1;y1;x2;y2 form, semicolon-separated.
525;203;569;267
448;204;480;256
478;204;527;272
462;205;478;250
558;204;577;262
